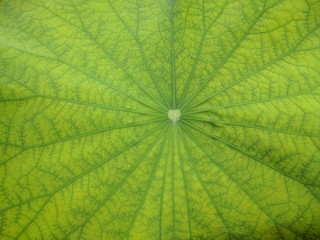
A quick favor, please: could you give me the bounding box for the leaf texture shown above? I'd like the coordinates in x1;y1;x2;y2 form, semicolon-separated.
0;0;320;239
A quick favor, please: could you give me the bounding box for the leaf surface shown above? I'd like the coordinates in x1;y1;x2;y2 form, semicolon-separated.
0;0;320;239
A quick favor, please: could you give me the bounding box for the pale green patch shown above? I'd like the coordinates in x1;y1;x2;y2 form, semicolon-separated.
168;109;181;123
0;0;320;239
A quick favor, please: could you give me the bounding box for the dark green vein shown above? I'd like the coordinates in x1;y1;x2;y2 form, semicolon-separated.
179;123;231;237
177;126;192;239
159;124;170;240
126;125;169;237
0;44;164;114
0;94;164;116
47;122;165;201
4;5;166;113
183;24;320;112
170;125;176;239
0;118;165;149
69;2;169;111
182;120;320;188
183;117;320;137
183;91;318;115
1;71;164;117
169;0;177;108
15;197;51;239
179;0;272;110
178;0;229;108
66;124;168;239
2;122;167;238
107;0;170;108
181;124;293;239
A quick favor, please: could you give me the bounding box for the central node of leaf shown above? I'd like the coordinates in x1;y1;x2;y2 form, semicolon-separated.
168;109;181;123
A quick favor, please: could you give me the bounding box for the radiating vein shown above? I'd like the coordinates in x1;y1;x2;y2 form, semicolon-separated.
177;126;192;239
180;0;270;110
169;0;177;108
107;0;170;108
126;125;169;237
181;124;293;238
170;126;176;239
68;1;168;111
66;124;168;238
183;91;319;115
2;122;167;238
183;24;320;112
182;120;320;188
14;196;51;239
0;118;164;149
183;117;319;137
179;123;231;237
4;4;167;113
159;124;171;240
0;44;164;114
0;93;163;116
178;0;229;107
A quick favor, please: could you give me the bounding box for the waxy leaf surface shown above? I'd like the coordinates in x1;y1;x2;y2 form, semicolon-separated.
0;0;320;239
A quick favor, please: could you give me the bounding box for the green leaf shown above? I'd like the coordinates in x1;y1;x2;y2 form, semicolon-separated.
0;0;319;239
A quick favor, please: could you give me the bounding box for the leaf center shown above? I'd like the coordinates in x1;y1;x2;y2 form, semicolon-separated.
168;109;181;123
